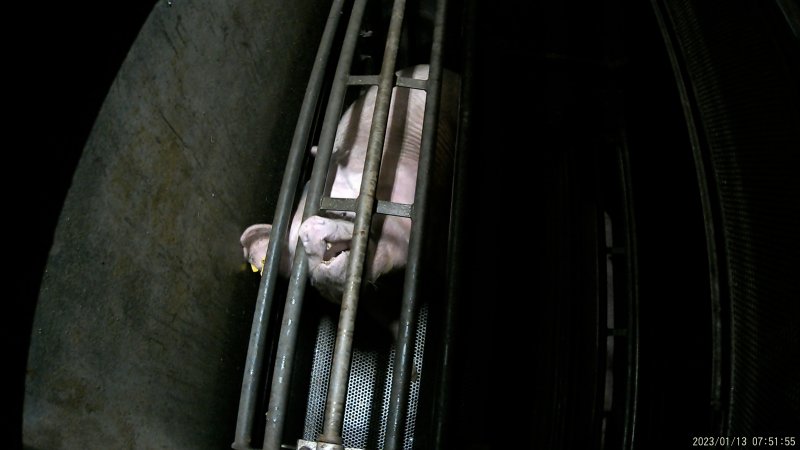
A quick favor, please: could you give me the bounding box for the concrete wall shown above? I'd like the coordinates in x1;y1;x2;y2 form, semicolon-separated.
23;0;326;447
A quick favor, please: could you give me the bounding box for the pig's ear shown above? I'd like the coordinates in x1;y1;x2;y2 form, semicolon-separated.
241;224;273;272
239;223;272;261
240;224;272;255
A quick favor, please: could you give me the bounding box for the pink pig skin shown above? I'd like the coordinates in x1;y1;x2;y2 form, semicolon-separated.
241;64;458;302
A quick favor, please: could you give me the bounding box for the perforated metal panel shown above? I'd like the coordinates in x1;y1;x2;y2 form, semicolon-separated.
303;305;428;449
661;0;800;434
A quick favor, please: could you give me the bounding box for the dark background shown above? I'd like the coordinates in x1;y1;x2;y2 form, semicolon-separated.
11;0;799;448
0;0;718;446
11;1;158;446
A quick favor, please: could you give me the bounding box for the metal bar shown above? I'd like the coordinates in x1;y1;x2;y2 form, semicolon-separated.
396;77;428;91
650;1;727;434
319;197;412;218
345;68;430;93
319;197;357;212
317;0;408;447
348;75;380;86
261;0;370;448
232;1;347;448
384;0;449;447
432;0;475;446
376;200;412;217
618;133;640;450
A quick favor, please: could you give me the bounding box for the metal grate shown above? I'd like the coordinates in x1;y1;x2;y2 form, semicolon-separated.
303;305;428;450
656;0;800;437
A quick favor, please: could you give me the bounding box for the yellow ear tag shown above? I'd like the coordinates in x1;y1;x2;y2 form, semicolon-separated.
250;257;267;274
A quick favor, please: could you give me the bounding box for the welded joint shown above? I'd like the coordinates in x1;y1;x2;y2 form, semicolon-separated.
297;439;361;450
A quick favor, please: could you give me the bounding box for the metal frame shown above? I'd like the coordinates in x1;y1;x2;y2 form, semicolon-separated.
431;0;475;445
233;0;349;448
234;0;453;447
381;0;449;447
316;0;410;445
260;0;370;446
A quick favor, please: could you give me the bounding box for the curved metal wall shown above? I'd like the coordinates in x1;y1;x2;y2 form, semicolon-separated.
23;1;327;448
654;0;800;436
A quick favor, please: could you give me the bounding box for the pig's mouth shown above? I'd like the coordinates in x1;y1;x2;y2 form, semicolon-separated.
322;239;351;265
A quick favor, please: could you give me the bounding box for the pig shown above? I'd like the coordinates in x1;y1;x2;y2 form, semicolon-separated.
241;64;458;302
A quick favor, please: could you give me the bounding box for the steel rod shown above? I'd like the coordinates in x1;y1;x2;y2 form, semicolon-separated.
432;0;474;446
232;1;347;448
618;130;640;450
317;0;408;446
383;0;449;447
260;0;370;448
